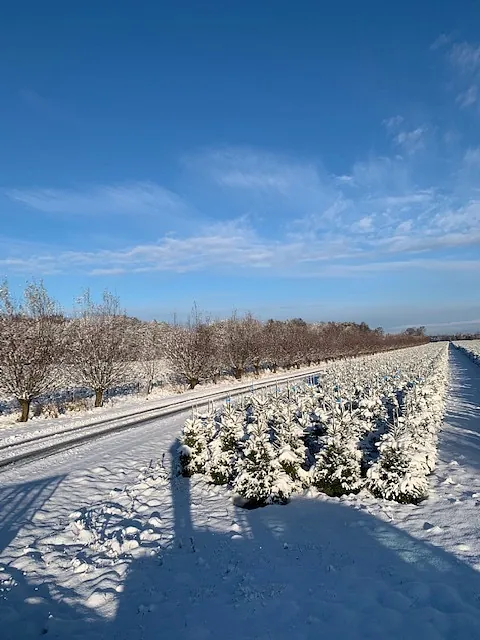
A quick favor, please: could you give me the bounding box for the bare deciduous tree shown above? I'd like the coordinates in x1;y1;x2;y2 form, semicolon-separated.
222;312;258;380
264;319;289;372
69;290;132;407
164;307;217;389
250;318;268;376
0;281;65;421
138;321;166;395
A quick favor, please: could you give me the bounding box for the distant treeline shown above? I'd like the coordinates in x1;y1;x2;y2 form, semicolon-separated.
0;280;428;421
430;333;480;342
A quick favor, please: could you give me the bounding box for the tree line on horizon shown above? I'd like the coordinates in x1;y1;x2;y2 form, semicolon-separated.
0;281;428;422
430;332;480;341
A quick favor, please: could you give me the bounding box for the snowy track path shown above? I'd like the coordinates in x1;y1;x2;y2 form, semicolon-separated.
0;364;323;447
425;346;480;566
1;346;480;639
0;366;322;470
360;345;480;571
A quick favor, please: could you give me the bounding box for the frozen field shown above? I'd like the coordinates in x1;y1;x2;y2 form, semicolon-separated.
0;345;479;640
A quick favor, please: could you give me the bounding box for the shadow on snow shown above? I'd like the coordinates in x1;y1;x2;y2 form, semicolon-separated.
0;474;105;638
1;382;480;638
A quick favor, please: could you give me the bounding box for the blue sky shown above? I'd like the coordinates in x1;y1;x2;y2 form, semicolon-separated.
1;1;480;332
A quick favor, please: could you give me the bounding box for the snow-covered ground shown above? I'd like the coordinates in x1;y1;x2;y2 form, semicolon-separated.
1;345;479;639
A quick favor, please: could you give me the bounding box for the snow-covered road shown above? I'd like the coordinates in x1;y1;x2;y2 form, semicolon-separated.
0;365;323;468
1;345;480;639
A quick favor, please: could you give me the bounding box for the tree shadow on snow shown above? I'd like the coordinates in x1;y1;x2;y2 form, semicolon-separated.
2;439;480;640
106;440;480;640
0;475;66;555
0;474;103;639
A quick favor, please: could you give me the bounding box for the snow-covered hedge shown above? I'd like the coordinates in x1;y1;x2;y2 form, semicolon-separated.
178;343;449;507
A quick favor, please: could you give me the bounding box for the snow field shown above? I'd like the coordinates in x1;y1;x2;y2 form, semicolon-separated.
1;343;479;639
179;342;449;505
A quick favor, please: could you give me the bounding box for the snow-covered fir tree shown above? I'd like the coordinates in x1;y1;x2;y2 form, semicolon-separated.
313;400;363;496
233;416;295;506
270;403;311;488
366;422;429;504
206;404;245;485
178;413;216;477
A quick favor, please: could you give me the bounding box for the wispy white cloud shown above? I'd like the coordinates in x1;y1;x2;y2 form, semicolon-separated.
0;220;279;276
185;147;338;219
327;258;480;275
432;199;480;233
382;116;428;154
449;42;480;73
374;192;433;207
456;84;478;108
382;115;404;131
353;215;375;233
1;207;479;279
435;38;480;108
4;141;480;280
394;126;428;154
2;234;480;278
4;182;187;217
414;318;480;328
350;155;411;191
464;147;480;165
430;33;453;51
378;230;480;254
188;147;321;194
184;146;480;265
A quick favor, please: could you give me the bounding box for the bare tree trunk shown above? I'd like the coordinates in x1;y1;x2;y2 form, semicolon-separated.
253;363;260;377
18;398;31;422
95;389;104;407
188;378;199;390
233;367;243;380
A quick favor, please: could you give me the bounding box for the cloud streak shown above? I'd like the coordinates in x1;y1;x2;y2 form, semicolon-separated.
4;131;480;281
382;116;428;154
4;182;188;218
434;37;480;109
1;220;479;279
